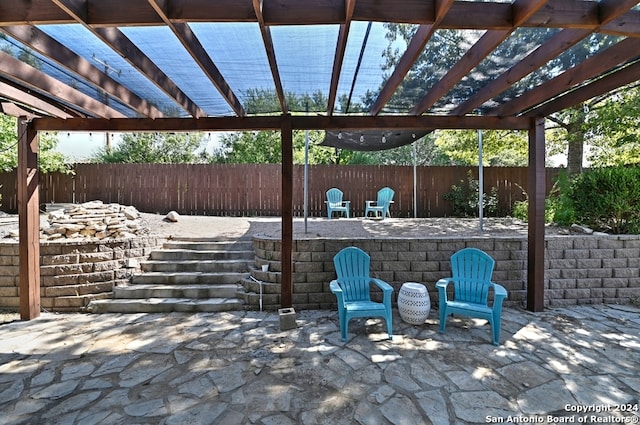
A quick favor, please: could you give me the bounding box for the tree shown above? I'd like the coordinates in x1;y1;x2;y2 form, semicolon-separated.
434;129;529;166
91;132;210;163
212;129;355;165
0;114;69;173
572;84;640;168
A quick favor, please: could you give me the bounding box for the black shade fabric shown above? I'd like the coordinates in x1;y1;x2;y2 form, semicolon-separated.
322;130;429;151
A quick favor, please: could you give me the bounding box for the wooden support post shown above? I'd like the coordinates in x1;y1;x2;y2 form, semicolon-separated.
17;117;40;320
527;117;545;312
280;114;293;308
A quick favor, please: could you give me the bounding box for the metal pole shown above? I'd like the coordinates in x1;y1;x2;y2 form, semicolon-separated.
478;129;484;231
304;103;309;233
413;140;417;218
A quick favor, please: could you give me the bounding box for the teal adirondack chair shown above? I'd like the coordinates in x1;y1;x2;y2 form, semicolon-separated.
436;248;508;345
330;247;393;341
364;187;394;219
325;188;350;218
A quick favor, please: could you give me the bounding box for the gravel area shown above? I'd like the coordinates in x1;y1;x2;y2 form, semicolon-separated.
0;210;566;241
137;212;560;240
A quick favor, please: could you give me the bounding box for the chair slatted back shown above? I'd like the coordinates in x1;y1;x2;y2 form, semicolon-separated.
333;247;371;302
326;188;344;207
450;248;495;304
377;187;394;206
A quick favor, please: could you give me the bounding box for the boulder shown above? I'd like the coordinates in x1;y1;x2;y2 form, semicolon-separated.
166;211;180;222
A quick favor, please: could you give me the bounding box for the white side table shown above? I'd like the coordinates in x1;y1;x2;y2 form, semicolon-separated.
397;282;431;325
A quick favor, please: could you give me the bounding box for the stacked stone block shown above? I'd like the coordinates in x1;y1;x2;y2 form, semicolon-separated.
248;234;640;311
0;236;162;312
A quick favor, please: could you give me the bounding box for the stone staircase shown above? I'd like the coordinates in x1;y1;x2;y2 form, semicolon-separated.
86;238;254;313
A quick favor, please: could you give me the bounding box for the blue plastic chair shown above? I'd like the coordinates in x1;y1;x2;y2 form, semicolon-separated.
436;248;508;345
330;247;393;341
365;187;394;219
325;188;350;218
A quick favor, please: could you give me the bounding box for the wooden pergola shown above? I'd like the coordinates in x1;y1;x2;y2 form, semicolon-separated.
2;0;639;320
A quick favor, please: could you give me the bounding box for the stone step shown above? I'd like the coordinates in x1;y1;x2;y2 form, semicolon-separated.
114;283;241;299
150;249;254;261
131;272;248;285
140;259;250;273
86;297;244;314
162;241;253;251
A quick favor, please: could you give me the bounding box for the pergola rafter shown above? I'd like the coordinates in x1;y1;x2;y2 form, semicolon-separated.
50;0;207;117
0;25;165;118
495;36;640;117
252;0;287;113
409;0;548;116
0;50;126;118
147;0;247;117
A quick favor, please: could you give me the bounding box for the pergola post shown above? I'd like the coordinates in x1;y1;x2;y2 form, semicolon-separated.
17;117;41;320
280;114;293;308
527;117;545;312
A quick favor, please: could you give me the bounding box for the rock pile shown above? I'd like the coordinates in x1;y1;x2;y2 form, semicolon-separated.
41;201;148;241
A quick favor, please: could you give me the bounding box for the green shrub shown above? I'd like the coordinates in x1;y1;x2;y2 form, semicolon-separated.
443;171;498;217
568;166;640;234
511;172;575;225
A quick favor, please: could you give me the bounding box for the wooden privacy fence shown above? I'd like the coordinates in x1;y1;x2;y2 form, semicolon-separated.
0;164;562;217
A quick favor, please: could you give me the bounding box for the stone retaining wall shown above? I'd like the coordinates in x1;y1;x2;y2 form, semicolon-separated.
246;235;640;311
0;237;163;312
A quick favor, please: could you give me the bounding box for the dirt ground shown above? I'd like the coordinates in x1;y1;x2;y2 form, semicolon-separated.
137;212;563;240
0;210;566;241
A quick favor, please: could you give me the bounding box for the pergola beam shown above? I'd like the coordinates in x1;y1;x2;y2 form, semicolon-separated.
31;114;532;132
2;0;639;36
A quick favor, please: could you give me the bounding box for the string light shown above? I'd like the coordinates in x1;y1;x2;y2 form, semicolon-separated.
381;135;386;144
337;131;342;140
359;134;364;143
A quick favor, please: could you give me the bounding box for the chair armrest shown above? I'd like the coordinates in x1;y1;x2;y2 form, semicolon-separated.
435;277;454;291
344;201;351;207
370;277;393;293
330;280;342;294
365;200;376;207
371;278;393;306
491;282;508;305
492;282;507;298
330;280;345;306
436;278;454;302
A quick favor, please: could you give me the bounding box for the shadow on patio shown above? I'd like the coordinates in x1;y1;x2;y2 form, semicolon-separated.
0;304;638;424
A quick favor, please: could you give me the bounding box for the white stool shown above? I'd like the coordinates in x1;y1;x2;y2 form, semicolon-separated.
397;282;431;325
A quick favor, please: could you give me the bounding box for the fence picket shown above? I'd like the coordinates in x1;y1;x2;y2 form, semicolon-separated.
0;164;561;217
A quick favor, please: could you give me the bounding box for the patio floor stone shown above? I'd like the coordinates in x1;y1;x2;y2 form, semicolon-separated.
0;304;639;424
